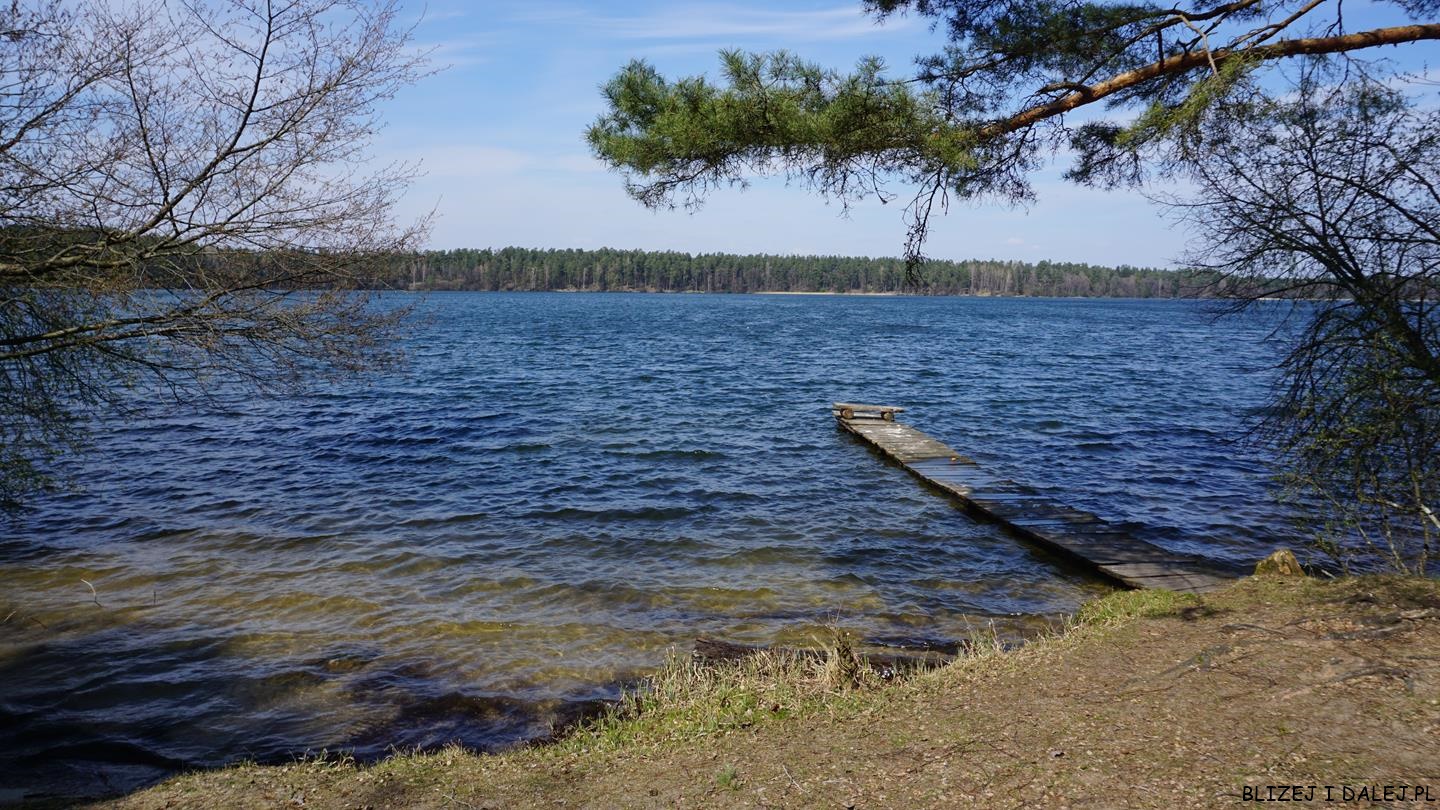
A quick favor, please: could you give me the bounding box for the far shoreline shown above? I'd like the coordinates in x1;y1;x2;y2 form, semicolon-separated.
389;287;1224;301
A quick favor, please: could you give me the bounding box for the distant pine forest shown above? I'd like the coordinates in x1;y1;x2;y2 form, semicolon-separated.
381;247;1218;298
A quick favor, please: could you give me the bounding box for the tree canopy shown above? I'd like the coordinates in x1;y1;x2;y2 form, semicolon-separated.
587;0;1440;265
389;246;1203;297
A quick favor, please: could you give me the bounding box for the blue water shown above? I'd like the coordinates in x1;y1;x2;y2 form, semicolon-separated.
0;293;1291;800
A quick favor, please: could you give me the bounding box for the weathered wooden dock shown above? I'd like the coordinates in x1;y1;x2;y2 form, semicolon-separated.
833;403;1239;594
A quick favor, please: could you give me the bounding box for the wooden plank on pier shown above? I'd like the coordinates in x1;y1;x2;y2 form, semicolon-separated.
835;408;1241;594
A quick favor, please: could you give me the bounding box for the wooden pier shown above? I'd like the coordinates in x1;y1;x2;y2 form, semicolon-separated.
833;404;1239;594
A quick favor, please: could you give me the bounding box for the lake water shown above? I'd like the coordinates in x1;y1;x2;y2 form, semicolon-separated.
0;293;1294;800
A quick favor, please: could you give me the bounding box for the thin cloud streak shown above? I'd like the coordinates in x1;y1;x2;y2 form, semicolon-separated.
513;3;913;43
387;145;608;180
410;33;501;69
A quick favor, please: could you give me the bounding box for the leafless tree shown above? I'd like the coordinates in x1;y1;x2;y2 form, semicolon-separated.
1165;73;1440;573
0;0;430;508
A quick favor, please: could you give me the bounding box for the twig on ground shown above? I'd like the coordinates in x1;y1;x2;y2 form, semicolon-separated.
782;764;808;794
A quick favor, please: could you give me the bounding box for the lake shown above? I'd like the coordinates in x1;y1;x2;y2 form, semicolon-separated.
0;292;1294;800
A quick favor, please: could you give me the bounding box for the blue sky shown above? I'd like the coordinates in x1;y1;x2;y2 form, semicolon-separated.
376;1;1436;268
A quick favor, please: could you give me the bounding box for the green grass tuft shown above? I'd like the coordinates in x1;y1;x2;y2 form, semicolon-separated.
1073;588;1201;627
716;763;739;790
553;643;881;757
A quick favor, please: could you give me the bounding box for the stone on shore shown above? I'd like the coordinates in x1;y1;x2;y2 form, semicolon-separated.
1254;549;1305;577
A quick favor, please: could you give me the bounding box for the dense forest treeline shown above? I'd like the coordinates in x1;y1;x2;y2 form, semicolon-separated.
376;247;1218;297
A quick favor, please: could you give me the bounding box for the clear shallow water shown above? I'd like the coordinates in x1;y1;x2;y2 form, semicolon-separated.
0;293;1291;799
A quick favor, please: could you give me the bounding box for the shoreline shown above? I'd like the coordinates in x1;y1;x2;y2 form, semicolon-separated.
751;290;907;297
394;287;1219;301
89;574;1440;809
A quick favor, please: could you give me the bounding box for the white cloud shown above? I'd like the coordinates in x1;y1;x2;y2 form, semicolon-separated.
413;7;469;24
513;3;913;43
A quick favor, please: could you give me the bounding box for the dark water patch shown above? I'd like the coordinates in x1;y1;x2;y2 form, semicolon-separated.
618;448;726;461
350;691;614;756
307;646;382;675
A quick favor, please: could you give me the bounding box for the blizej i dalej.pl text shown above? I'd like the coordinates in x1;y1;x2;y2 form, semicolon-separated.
1243;784;1435;801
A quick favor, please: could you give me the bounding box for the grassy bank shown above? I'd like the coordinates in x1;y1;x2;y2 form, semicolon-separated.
95;575;1440;808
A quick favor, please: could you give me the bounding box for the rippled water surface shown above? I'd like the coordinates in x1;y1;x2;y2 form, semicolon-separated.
1;293;1292;799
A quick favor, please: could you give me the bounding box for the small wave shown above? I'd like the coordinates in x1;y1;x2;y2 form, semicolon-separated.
522;504;711;522
445;412;509;426
707;546;811;566
394;512;489;530
304;645;382;675
181;498;251;515
507;442;553;453
612;448;724;461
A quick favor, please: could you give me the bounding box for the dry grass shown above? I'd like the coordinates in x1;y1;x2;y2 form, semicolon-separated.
555;627;894;757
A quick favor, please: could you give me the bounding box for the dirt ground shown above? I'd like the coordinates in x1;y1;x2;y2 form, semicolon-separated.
98;575;1440;808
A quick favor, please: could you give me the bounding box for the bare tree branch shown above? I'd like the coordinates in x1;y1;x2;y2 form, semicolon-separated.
0;0;432;508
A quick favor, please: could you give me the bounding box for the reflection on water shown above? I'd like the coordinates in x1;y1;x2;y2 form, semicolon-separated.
0;293;1288;800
